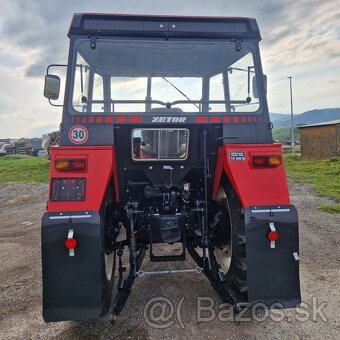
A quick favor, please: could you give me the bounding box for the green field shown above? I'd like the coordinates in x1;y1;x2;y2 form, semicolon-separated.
284;155;340;213
272;127;300;141
0;155;49;183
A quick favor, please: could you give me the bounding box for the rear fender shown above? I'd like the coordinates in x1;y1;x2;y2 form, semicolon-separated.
212;144;290;206
213;145;300;307
47;146;119;212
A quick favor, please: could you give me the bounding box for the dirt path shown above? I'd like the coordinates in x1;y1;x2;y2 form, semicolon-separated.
0;181;339;339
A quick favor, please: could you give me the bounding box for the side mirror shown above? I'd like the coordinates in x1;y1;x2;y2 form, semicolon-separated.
44;74;60;100
252;74;267;98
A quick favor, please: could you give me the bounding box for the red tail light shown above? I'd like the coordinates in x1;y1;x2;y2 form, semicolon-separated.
55;158;86;171
252;155;282;167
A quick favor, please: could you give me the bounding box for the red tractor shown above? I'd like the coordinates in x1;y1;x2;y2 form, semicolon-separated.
42;13;300;322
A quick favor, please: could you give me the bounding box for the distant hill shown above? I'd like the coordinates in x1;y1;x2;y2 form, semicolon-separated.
270;108;340;128
270;113;290;123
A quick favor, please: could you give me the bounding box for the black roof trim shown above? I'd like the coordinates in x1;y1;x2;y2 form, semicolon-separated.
68;13;261;40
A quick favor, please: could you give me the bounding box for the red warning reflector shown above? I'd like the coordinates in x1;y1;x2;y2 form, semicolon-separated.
65;238;77;249
130;116;142;123
116;116;127;123
267;230;279;241
195;116;208;123
210;116;220;123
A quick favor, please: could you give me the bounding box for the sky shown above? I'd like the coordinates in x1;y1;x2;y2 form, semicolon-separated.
0;0;339;138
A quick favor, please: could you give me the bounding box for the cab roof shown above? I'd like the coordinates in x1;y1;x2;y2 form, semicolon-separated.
68;13;261;40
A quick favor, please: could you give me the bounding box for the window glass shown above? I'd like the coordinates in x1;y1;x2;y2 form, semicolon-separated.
72;53;89;112
111;77;147;112
132;129;189;160
92;73;104;112
72;39;261;114
209;52;259;112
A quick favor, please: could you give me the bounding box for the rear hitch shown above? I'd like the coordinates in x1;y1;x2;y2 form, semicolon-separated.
108;203;146;323
107;245;146;324
216;272;241;313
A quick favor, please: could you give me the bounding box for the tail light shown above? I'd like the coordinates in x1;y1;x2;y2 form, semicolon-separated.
55;158;86;171
252;155;282;167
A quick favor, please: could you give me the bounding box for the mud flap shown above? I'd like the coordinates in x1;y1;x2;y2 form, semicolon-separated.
41;211;103;322
244;205;301;308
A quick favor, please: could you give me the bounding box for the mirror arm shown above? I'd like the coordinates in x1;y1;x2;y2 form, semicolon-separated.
48;99;63;107
47;64;67;74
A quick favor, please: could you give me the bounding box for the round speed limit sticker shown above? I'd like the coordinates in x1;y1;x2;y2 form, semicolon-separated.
68;125;89;144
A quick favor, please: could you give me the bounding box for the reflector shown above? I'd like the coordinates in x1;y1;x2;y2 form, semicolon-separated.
65;238;77;249
267;230;279;241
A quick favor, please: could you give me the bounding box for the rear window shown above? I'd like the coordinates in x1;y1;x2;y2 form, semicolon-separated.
132;129;189;161
71;39;261;114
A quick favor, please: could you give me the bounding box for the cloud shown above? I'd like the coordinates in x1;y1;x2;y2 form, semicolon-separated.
2;0;339;77
260;0;340;67
0;1;73;78
0;0;339;137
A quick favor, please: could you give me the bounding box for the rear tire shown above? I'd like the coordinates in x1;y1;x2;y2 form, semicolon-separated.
100;249;116;316
100;198;117;316
225;212;248;299
210;186;248;301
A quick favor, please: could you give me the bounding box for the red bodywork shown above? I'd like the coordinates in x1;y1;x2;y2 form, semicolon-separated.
212;144;290;206
48;146;119;212
47;144;289;212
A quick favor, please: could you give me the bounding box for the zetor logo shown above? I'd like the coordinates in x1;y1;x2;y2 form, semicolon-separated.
152;116;187;123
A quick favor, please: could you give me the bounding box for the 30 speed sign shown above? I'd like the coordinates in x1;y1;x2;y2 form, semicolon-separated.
68;125;89;144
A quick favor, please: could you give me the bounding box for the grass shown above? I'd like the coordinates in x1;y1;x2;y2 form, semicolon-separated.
284;155;340;213
317;204;340;213
272;127;300;141
0;155;49;183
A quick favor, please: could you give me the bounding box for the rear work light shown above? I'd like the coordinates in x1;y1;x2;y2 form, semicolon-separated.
55;158;86;171
252;155;282;167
